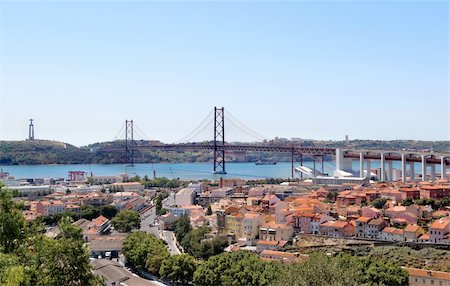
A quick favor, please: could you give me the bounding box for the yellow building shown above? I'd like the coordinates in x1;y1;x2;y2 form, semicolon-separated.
225;213;244;239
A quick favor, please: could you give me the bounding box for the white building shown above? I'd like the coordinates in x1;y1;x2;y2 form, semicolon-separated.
175;188;196;206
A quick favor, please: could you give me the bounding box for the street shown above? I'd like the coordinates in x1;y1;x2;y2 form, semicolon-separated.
140;204;181;255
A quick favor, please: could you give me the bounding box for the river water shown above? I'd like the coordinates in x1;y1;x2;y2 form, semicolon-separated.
0;160;412;181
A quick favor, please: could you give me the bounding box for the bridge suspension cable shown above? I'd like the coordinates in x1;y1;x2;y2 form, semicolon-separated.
225;110;267;142
175;110;214;143
113;122;126;141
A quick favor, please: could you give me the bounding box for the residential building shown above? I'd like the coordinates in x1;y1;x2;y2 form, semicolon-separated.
403;267;450;286
380;227;405;242
260;250;307;263
111;182;144;192
404;224;425;242
355;217;372;238
256;240;288;253
320;221;355;238
259;222;294;241
226;213;244;238
429;218;450;244
367;218;388;239
36;200;65;216
242;212;264;245
420;185;450;199
175;188;196;206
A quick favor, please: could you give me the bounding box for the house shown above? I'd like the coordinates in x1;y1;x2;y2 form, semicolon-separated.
380;227;404;242
320;221;355;238
429;218;450;244
355;217;372;238
385;206;419;224
311;214;335;235
367;218;388;239
256;240;288;253
403;267;450;286
111;182;144;192
260;250;308;263
404;224;425;242
89;234;126;259
398;187;421;200
36;200;66;216
361;207;381;219
175;188;196;206
291;213;315;234
158;213;178;230
91;259;156;286
259;222;294;241
168;205;204;217
420;185;450;199
261;194;281;211
225;213;244;239
242;212;264;245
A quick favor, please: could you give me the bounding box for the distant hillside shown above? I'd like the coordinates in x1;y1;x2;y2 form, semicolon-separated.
1;139;449;165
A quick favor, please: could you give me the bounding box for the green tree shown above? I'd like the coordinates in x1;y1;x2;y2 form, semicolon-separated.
122;231;170;274
80;205;100;220
29;235;101;286
402;198;414;206
0;185;25;253
359;257;408;286
112;210;141;233
372;197;388;209
174;215;192;241
99;205;119;219
0;253;25;286
159;254;197;285
193;251;279;286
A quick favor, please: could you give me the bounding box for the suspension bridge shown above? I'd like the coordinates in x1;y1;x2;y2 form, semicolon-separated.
100;107;336;177
99;107;450;182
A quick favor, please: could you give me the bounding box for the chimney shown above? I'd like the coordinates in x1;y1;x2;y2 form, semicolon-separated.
219;177;223;188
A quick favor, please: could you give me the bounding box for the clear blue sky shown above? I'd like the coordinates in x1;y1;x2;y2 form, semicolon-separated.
0;1;448;146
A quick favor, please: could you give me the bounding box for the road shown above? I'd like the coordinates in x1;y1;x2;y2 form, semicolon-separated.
140;203;181;255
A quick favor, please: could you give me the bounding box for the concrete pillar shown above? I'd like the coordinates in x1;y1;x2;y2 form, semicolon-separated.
441;157;446;180
360;153;364;178
421;155;427;181
366;159;371;178
430;164;436;181
401;154;406;183
409;162;415;182
380;153;385;181
387;160;393;181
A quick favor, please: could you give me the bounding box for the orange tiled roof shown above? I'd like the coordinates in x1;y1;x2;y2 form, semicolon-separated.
430;218;450;230
382;227;404;235
356;217;372;223
404;224;421;233
403;267;450;280
321;221;348;229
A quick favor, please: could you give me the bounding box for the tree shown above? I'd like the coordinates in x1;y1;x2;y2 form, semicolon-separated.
122;231;169;274
372;197;388;209
0;185;25;253
359;257;408;286
402;198;414;206
193;251;279;286
80;205;100;220
174;215;192;241
99;205;119;219
29;235;102;286
112;210;141;232
159;254;197;285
